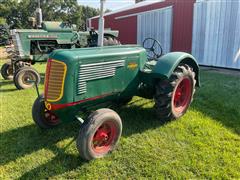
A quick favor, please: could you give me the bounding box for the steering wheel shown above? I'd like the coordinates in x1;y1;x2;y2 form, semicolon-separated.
143;38;163;60
71;32;81;47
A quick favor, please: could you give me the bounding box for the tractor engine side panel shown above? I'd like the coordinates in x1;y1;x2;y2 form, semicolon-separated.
74;53;145;106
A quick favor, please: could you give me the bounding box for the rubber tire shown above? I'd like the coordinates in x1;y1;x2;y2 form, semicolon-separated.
154;64;196;121
14;66;41;90
103;36;121;46
1;62;13;80
32;94;60;129
76;108;122;161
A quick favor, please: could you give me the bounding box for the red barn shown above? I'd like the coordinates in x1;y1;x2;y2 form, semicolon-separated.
88;0;196;53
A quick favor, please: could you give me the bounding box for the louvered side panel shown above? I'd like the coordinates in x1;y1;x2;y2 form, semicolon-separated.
78;60;125;95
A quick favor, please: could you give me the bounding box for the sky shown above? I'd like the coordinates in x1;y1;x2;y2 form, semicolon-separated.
77;0;155;11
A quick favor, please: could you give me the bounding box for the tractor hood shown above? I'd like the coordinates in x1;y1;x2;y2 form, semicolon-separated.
46;45;147;107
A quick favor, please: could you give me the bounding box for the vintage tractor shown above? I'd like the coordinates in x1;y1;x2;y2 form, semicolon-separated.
31;0;200;161
31;42;200;160
0;21;119;89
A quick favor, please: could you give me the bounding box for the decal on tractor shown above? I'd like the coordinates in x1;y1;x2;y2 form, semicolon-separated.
127;62;138;70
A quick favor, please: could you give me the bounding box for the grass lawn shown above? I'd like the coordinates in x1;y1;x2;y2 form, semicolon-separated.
0;60;240;179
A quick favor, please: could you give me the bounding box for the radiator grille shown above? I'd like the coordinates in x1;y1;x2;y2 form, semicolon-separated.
78;60;125;94
11;30;24;56
45;59;67;102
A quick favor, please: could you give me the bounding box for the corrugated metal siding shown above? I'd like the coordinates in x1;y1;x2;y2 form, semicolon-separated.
90;0;195;50
137;7;173;54
192;0;240;69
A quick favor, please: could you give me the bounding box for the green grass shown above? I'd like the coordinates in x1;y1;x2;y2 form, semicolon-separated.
0;61;240;179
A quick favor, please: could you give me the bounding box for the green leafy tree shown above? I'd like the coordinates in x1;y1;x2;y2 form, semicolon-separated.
0;0;99;30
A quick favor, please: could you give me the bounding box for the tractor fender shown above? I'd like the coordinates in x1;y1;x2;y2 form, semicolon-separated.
152;52;200;86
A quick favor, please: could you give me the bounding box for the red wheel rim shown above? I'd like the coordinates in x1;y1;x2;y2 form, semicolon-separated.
44;109;59;125
91;121;117;154
173;77;192;113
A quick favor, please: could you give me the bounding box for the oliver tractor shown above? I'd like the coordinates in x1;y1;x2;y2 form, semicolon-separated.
0;21;119;89
31;0;200;161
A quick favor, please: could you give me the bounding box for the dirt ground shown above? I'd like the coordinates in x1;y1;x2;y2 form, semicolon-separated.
0;47;9;60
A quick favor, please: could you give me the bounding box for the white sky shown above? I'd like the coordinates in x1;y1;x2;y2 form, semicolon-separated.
77;0;157;11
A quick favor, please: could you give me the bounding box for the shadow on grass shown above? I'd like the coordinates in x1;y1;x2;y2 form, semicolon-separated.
190;71;240;134
192;94;240;135
1;99;165;178
0;88;18;92
0;80;14;86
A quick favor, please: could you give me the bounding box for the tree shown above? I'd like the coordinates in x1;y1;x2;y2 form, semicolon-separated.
0;0;100;30
0;17;6;25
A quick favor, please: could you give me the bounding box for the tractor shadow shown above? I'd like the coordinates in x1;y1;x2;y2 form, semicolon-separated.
190;70;240;135
1;99;165;179
0;79;18;92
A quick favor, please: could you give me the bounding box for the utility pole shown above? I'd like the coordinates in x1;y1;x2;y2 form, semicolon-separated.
98;0;106;47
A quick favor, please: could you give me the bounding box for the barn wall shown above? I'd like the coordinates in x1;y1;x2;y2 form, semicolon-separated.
90;0;196;52
192;0;240;69
137;7;173;54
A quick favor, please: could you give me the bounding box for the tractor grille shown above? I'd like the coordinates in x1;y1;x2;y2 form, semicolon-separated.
11;30;24;56
45;59;67;102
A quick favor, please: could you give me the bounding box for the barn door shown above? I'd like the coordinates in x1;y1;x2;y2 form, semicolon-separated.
192;0;240;69
137;6;173;54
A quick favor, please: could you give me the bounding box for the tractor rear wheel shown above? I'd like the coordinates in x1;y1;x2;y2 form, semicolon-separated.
1;62;13;80
103;36;121;46
76;108;122;160
32;94;60;129
154;64;196;121
14;66;40;90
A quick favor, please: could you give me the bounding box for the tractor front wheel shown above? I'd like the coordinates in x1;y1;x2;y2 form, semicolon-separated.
32;95;60;129
154;64;196;121
76;108;122;160
1;62;13;80
14;66;40;89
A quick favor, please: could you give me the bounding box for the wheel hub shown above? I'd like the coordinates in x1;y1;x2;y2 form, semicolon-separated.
173;77;192;113
44;108;59;125
92;122;116;153
22;72;36;85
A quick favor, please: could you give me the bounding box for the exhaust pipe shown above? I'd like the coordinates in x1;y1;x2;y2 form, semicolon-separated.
98;0;106;47
36;0;43;28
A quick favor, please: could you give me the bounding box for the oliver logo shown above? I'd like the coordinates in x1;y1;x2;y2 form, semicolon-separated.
127;62;138;70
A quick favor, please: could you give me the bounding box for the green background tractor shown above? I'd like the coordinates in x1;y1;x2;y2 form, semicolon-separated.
32;40;200;160
0;21;120;89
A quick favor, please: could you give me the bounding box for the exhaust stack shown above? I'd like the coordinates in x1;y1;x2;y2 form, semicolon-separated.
35;0;43;28
98;0;106;47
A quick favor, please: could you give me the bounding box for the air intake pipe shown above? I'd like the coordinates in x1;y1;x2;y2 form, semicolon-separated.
97;0;106;47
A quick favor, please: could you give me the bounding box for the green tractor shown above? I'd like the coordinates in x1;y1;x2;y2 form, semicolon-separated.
0;21;119;89
31;0;200;161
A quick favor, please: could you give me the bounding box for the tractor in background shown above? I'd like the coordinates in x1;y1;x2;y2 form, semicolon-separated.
0;21;120;89
31;0;200;161
0;0;120;90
